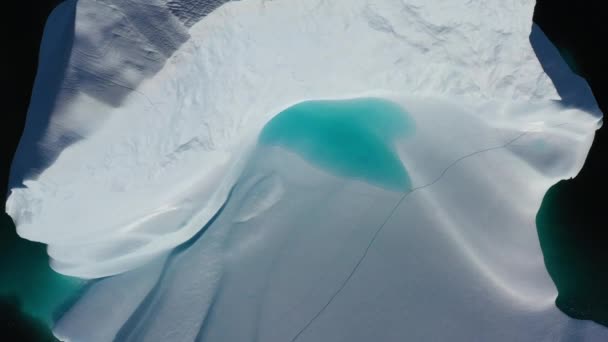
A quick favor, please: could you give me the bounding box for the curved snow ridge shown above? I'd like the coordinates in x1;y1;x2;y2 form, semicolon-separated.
233;173;284;223
6;0;601;278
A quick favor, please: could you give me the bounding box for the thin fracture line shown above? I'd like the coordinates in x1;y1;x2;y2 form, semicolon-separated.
289;128;542;341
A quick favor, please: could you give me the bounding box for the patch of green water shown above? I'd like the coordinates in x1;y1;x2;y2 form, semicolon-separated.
259;98;414;191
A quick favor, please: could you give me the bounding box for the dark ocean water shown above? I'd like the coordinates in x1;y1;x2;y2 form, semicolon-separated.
534;0;608;328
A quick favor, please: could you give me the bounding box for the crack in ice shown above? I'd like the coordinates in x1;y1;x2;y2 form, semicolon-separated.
289;125;565;341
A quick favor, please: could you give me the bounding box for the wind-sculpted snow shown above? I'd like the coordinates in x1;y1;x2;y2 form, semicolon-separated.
5;0;606;339
8;0;190;192
165;0;233;27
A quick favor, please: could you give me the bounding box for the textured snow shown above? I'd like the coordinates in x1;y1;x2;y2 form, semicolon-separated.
5;0;607;340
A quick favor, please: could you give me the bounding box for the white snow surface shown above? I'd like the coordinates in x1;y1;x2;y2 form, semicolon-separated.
5;0;607;339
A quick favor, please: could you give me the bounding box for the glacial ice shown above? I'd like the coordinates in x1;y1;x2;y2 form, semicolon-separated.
5;0;608;340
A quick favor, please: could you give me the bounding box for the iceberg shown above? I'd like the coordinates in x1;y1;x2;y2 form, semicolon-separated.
5;0;606;340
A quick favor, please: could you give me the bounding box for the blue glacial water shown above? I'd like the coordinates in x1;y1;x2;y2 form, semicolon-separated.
0;214;83;329
259;97;414;191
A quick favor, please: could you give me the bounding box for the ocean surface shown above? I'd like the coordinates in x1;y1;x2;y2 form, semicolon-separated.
0;215;83;326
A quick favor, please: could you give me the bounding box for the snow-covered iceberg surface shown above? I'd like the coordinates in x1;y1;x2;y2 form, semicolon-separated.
5;0;607;340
